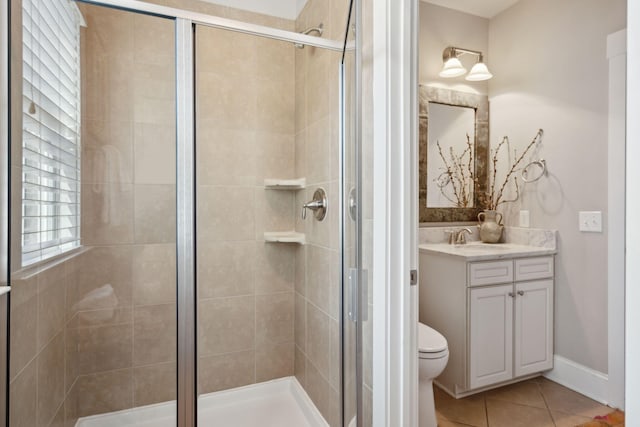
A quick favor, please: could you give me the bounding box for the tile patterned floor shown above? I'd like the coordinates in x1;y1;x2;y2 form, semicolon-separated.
435;377;617;427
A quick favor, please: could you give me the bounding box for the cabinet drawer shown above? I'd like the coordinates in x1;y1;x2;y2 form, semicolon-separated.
468;261;513;287
515;257;554;281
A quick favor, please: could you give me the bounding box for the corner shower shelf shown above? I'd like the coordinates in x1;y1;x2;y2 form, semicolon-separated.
264;178;306;190
264;231;306;245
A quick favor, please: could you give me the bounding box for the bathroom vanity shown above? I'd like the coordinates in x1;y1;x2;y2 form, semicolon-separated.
419;240;556;398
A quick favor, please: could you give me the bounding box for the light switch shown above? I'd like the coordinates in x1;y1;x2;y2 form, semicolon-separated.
519;210;530;228
579;211;602;232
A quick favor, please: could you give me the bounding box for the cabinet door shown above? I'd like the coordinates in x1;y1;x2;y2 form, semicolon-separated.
514;280;554;377
469;284;514;389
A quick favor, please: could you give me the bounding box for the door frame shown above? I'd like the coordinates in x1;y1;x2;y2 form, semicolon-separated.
625;0;640;424
370;0;419;425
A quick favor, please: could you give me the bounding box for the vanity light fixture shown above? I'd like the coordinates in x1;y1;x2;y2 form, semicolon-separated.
439;46;493;81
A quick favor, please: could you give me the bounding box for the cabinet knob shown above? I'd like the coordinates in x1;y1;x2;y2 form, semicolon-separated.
517;290;525;296
508;292;515;298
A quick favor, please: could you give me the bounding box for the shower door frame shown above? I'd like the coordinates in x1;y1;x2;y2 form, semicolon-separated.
78;0;343;51
175;18;196;427
0;0;9;425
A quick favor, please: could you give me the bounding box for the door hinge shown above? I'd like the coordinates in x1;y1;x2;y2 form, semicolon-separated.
410;269;418;286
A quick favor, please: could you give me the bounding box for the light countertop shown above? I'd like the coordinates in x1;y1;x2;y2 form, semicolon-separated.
0;286;10;296
419;241;556;261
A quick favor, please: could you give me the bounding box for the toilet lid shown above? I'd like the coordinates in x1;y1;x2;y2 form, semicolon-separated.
418;323;448;353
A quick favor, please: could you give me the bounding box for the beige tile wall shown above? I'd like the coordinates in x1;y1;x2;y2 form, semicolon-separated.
9;264;67;427
293;1;349;426
194;23;297;395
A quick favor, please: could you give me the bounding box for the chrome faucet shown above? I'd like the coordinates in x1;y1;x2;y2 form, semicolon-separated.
455;228;472;245
446;228;472;245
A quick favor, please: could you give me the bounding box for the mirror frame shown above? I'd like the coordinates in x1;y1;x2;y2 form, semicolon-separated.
419;85;489;222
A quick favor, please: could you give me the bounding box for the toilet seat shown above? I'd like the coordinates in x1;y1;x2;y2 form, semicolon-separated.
418;323;448;359
419;348;449;360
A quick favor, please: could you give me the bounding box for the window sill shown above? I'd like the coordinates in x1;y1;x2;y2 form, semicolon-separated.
11;246;90;281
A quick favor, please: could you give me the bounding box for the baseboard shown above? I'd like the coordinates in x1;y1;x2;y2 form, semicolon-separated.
543;355;610;406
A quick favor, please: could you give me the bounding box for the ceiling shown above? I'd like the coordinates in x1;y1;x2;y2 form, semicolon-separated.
422;0;521;18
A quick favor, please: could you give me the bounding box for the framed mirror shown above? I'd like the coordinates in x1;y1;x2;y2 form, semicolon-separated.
419;85;489;222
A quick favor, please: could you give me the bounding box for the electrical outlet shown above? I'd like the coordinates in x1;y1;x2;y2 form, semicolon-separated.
519;210;530;228
579;211;602;232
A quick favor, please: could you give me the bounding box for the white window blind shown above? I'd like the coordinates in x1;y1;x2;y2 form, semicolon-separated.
22;0;83;266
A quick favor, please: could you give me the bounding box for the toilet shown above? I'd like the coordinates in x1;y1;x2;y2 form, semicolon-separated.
418;322;449;427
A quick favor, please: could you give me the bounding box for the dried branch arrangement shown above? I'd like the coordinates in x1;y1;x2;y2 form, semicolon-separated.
478;128;544;210
435;135;474;208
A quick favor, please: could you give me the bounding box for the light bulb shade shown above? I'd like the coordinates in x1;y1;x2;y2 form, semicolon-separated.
466;62;493;81
439;57;467;78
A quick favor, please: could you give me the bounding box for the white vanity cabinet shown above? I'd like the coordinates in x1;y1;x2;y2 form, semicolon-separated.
513;278;553;377
419;247;554;398
468;283;514;389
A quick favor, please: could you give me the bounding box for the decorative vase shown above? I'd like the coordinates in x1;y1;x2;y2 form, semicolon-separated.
477;210;504;243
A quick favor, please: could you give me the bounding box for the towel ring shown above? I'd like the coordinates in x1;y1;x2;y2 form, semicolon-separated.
521;159;546;183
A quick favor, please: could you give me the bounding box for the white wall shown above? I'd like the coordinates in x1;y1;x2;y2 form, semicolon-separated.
488;0;626;374
418;3;489;94
199;0;307;19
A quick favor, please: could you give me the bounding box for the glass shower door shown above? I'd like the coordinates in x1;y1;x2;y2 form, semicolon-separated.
193;13;348;425
4;0;360;425
7;2;179;425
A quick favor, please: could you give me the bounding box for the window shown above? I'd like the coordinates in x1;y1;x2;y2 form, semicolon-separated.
21;0;84;266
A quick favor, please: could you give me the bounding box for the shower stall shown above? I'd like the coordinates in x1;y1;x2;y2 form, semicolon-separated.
0;0;372;426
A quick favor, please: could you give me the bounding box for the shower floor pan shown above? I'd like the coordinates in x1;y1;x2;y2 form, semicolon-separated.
76;376;328;427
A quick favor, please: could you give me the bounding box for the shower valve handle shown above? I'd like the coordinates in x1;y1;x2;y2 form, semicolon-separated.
302;200;323;218
301;188;327;221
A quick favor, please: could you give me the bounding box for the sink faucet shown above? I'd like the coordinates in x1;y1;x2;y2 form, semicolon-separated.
455;228;472;245
445;228;473;245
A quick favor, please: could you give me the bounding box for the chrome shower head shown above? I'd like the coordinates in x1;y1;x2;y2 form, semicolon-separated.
294;23;324;49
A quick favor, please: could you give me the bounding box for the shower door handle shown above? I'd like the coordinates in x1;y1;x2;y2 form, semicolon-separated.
348;268;358;322
348;268;368;323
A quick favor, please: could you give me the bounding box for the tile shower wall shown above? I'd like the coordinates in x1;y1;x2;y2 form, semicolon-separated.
293;0;349;426
9;259;75;427
195;23;298;395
